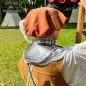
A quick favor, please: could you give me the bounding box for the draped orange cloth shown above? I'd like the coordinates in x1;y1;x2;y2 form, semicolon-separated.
23;7;66;37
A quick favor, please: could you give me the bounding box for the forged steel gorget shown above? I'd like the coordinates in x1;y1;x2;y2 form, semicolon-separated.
23;38;70;66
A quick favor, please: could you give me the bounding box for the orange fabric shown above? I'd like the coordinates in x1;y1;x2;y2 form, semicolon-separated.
17;58;69;86
81;0;86;9
17;57;28;81
28;59;69;86
23;7;66;37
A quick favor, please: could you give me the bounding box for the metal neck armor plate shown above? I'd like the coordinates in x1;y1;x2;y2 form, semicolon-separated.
23;38;64;66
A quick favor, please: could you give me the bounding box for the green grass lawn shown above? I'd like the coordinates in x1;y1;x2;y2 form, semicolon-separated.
0;24;86;86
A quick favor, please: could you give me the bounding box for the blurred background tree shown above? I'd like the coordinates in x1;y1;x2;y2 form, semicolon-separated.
0;0;44;20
